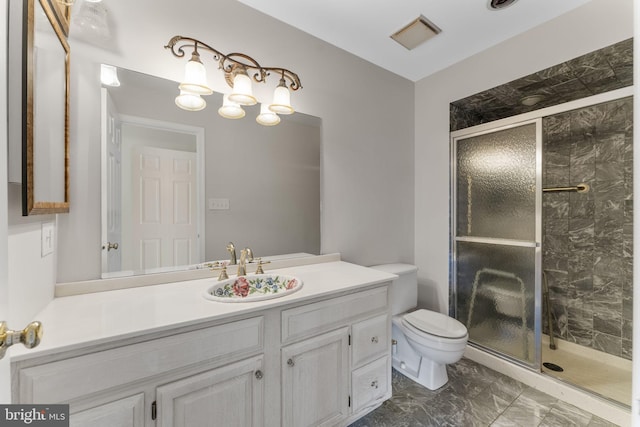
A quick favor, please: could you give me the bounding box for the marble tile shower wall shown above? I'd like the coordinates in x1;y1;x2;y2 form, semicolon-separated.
543;97;633;360
450;38;633;131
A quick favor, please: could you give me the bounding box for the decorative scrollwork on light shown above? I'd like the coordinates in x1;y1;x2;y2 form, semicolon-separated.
165;35;302;91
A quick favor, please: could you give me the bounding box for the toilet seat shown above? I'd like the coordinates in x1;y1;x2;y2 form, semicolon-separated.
403;309;467;339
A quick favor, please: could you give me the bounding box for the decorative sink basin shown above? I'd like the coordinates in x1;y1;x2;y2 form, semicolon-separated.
204;274;303;303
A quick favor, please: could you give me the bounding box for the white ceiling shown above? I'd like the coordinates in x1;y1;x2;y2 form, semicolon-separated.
237;0;594;82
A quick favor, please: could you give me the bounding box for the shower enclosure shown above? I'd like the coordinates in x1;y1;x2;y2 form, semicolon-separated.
450;95;633;406
452;120;542;369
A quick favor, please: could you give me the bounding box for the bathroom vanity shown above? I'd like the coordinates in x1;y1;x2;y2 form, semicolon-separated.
10;258;396;426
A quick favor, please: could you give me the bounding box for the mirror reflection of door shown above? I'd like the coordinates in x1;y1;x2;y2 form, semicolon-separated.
130;145;198;271
118;122;201;275
101;88;122;273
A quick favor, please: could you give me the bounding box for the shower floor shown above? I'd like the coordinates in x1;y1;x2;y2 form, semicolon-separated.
541;335;632;407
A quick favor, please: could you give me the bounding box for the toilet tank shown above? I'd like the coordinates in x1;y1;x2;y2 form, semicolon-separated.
370;264;418;315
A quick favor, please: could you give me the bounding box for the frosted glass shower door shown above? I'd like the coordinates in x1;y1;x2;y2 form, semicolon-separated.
452;120;541;368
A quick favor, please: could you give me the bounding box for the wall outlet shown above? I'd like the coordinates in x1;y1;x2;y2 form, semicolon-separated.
208;198;230;210
41;222;54;257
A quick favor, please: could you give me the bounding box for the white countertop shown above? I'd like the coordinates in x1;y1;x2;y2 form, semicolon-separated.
11;261;397;362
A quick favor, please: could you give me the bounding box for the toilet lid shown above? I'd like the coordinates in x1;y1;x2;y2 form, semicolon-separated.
404;309;467;339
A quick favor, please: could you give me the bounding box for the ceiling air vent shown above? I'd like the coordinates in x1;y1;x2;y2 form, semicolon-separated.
489;0;519;10
390;16;441;50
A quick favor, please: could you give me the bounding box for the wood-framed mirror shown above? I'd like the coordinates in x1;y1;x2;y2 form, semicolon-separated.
23;0;70;215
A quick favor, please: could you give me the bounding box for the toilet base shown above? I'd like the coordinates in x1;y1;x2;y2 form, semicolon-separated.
392;356;448;390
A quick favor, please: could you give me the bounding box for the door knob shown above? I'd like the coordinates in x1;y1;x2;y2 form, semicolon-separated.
102;242;119;251
0;321;43;359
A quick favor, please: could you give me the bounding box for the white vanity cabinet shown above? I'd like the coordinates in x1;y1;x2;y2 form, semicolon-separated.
350;314;391;415
281;328;350;426
14;317;265;427
12;276;392;427
155;355;264;427
281;285;391;426
70;393;145;427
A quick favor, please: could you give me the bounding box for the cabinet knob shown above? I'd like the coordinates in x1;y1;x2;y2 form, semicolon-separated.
255;370;263;380
287;358;295;367
371;380;379;389
371;336;379;344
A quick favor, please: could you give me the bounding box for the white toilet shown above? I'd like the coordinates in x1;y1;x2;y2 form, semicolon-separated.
371;264;468;390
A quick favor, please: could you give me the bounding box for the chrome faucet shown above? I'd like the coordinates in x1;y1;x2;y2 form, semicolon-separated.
237;248;249;276
226;242;237;265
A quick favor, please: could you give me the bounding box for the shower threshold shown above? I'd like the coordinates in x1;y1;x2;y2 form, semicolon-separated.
541;335;631;407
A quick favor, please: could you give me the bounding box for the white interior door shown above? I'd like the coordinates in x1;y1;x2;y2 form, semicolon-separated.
101;88;122;274
131;146;198;271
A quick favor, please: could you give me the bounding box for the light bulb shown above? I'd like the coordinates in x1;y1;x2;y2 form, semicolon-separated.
269;82;294;115
256;103;280;126
175;90;206;111
228;72;257;106
179;52;213;95
218;94;245;119
100;64;120;87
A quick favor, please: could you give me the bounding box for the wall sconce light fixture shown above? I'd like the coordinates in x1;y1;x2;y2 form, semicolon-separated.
165;35;302;126
100;64;121;87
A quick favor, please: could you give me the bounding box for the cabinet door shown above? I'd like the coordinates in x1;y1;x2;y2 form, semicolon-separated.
156;355;264;427
70;393;144;427
282;327;349;427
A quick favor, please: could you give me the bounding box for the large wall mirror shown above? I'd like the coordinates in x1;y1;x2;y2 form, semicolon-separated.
55;1;322;283
24;0;70;215
101;67;321;278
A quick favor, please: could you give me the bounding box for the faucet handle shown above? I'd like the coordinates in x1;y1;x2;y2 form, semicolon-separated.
209;264;229;281
255;258;271;274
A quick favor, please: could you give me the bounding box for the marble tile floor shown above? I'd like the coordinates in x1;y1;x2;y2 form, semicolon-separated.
349;358;620;427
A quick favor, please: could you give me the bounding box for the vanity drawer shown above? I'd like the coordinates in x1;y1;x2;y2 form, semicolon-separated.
281;286;388;343
19;316;264;404
351;355;390;414
352;314;389;368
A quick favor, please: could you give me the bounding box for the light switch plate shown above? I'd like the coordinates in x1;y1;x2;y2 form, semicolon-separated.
41;222;54;257
209;198;230;210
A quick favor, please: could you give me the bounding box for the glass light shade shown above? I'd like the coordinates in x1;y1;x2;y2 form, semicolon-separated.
175;90;206;111
256;103;280;126
100;64;120;87
228;73;257;106
218;94;246;119
269;85;294;115
179;57;213;95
